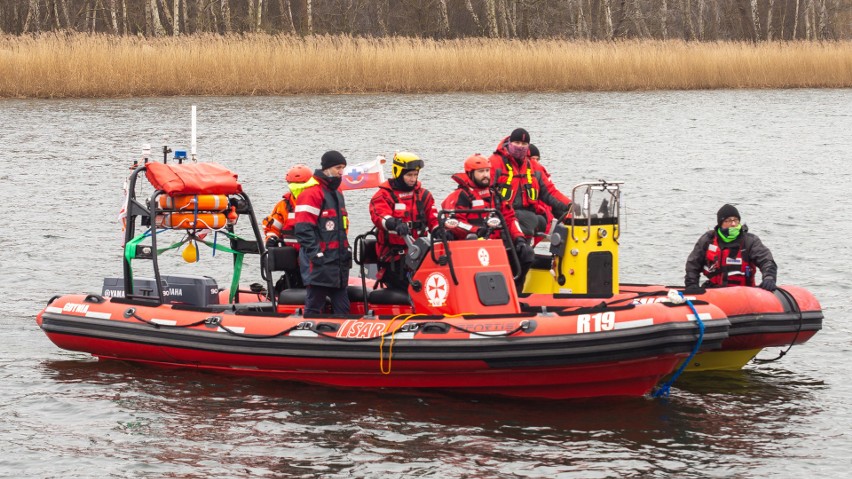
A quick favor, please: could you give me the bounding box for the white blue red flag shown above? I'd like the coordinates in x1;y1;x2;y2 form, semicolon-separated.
340;156;386;191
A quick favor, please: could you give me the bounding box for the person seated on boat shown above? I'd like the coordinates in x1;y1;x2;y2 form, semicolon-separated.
369;151;444;292
294;151;353;315
684;204;778;293
489;128;572;241
262;164;317;290
441;153;535;290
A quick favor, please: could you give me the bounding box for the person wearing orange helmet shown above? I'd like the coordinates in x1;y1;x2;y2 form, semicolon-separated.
442;154;534;291
263;164;316;249
262;164;317;290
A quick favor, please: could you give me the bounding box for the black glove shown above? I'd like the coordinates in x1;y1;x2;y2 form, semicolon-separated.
552;203;570;220
394;222;410;236
759;278;777;291
385;217;400;231
432;228;447;241
265;237;280;248
683;285;704;295
514;237;534;264
475;227;491;239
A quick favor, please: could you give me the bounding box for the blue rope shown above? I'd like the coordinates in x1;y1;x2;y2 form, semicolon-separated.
652;291;705;398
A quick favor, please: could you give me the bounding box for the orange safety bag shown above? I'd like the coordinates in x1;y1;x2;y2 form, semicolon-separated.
146;162;242;196
156;213;228;230
158;194;230;212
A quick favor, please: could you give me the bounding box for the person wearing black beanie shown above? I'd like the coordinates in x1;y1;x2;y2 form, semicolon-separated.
487;128;572;240
293;150;353;315
321;150;347;171
684;204;777;293
716;204;740;228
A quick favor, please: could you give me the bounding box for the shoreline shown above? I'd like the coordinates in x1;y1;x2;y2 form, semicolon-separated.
2;34;851;99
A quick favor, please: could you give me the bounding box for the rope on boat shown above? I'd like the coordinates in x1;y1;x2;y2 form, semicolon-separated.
380;313;427;374
652;290;705;399
752;287;804;363
123;308;299;339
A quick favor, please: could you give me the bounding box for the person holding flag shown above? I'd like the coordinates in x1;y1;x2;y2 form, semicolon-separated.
369;151;444;292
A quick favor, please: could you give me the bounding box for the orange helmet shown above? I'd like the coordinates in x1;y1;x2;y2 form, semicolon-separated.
285;164;312;183
464;154;490;173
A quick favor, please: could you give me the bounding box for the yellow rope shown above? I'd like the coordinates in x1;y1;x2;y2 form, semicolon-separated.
379;313;426;375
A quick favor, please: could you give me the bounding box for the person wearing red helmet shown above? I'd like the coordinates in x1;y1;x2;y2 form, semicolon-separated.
369;151;442;292
262;164;317;290
442;154;534;291
263;164;316;249
489;128;572;240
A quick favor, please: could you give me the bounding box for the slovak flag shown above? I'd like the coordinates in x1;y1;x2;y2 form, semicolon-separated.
340;156;386;191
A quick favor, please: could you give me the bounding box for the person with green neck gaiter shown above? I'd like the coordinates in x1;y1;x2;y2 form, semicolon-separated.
684;204;778;292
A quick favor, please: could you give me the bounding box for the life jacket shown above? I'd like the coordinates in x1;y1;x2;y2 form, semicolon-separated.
489;144;547;215
442;173;522;240
263;178;318;246
704;234;755;286
370;180;437;261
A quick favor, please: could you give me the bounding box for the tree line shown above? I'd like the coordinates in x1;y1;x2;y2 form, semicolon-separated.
2;0;850;41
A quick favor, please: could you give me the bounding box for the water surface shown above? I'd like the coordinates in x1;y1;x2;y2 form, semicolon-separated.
1;91;850;477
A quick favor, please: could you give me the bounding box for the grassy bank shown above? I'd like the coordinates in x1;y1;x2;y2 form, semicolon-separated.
1;34;851;98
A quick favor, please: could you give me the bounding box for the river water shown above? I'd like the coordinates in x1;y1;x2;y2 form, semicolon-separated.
1;91;850;477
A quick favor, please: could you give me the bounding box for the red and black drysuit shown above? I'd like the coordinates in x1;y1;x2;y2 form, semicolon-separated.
369;179;438;291
294;171;352;314
684;225;777;288
442;172;534;290
489;137;572;240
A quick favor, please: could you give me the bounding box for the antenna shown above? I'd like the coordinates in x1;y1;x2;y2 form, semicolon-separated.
191;105;197;162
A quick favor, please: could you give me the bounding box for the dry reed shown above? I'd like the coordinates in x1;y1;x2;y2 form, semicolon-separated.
1;33;851;98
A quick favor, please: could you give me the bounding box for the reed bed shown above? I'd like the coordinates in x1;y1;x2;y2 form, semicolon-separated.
1;33;851;98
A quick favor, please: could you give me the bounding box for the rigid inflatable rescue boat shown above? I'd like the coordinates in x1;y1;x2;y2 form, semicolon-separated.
37;160;733;399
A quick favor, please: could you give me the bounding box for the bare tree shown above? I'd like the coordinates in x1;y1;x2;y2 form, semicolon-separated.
437;0;450;37
463;0;482;34
748;0;761;40
173;0;180;34
681;0;695;39
221;0;231;33
484;0;499;37
304;0;311;34
766;0;775;40
602;0;614;39
22;0;41;32
277;0;296;33
660;0;668;39
149;0;166;35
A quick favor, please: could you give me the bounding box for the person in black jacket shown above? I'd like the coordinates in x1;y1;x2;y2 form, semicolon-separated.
684;204;777;292
294;151;352;315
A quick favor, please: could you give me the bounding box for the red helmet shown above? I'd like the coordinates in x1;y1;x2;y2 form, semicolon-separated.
285;164;312;183
464;154;489;173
